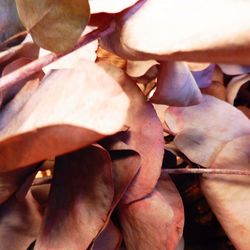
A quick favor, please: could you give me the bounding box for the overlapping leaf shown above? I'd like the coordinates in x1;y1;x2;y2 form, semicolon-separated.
165;95;250;167
118;172;184;250
99;63;164;203
35;145;114;250
16;0;90;52
0;60;129;172
101;0;250;64
151;61;202;106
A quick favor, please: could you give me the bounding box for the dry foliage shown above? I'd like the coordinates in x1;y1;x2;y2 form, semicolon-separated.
0;1;249;250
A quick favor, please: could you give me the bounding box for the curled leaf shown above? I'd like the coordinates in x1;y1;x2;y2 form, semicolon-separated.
151;61;202;106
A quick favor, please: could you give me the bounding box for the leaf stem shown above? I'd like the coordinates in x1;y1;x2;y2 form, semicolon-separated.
163;168;250;176
0;23;116;101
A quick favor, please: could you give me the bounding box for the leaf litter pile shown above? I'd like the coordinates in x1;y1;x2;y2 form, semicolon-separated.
0;1;250;249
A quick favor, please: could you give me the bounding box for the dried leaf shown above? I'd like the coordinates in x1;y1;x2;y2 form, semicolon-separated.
98;63;164;203
16;0;90;52
201;135;250;250
151;61;202;106
0;191;42;250
118;173;184;250
165;95;250;167
92;145;141;247
40;27;98;73
35;145;114;250
101;0;250;64
0;61;129;172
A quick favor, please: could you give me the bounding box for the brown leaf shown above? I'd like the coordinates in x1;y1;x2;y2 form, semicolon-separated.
150;61;202;106
16;0;90;52
118;172;184;250
0;191;42;250
101;0;250;64
201;135;250;250
35;145;114;250
92;144;141;247
98;63;164;203
165;95;250;167
0;60;129;172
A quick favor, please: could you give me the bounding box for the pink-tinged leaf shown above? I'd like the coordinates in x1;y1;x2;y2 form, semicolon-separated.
165;95;250;167
0;191;42;250
101;0;250;64
190;64;215;88
1;58;44;104
35;145;114;250
118;172;184;250
92;221;122;250
92;145;141;246
0;60;129;172
227;74;250;105
39;27;98;74
151;61;202;106
89;0;140;14
98;63;164;203
0;79;40;131
201;135;250;250
219;64;250;75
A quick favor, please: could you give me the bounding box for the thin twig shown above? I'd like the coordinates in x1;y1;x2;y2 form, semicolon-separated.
0;30;28;50
0;23;115;98
163;168;250;176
